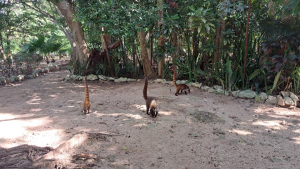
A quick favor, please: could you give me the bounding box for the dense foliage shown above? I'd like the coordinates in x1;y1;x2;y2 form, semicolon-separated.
0;0;300;94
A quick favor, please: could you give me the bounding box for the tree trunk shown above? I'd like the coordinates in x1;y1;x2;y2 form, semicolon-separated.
101;34;115;77
6;0;12;60
132;37;137;78
171;31;178;63
192;28;199;63
244;0;251;79
0;33;6;59
138;31;155;78
50;1;89;65
157;0;164;78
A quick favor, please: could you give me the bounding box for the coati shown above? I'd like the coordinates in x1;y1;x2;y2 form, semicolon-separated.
83;76;91;114
143;77;158;117
173;66;190;96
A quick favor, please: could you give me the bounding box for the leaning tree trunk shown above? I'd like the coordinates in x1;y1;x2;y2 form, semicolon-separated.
101;34;115;77
138;31;155;78
50;1;89;66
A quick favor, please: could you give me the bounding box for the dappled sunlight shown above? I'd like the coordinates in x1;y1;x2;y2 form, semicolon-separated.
158;110;172;116
230;129;252;135
132;123;148;127
26;93;43;105
21;129;63;148
252;120;288;130
29;108;43;112
0;116;52;140
52;109;66;113
93;111;143;120
0;114;64;148
132;104;145;111
291;136;300;145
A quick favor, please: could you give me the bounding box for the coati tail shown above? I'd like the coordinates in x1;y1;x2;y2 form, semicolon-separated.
84;76;89;101
143;77;148;100
83;76;91;114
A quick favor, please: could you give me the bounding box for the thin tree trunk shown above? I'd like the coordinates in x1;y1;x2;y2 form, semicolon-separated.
6;0;12;60
157;0;164;78
138;31;155;78
132;37;137;78
171;31;178;63
150;31;154;66
244;0;251;79
192;28;199;63
0;33;6;59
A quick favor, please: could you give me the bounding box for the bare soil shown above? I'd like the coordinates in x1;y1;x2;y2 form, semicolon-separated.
0;60;300;169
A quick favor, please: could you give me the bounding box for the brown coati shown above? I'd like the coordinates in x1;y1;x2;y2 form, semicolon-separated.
143;77;158;117
83;76;91;114
173;66;190;96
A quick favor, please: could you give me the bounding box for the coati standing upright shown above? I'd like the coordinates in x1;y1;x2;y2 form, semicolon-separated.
143;77;158;117
83;76;91;114
173;66;190;96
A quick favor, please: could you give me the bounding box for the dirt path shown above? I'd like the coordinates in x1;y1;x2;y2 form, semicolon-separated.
0;68;300;169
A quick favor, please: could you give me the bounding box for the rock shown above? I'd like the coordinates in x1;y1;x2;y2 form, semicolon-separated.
277;95;285;107
114;77;127;83
86;74;98;81
16;75;25;81
238;90;257;99
213;85;223;90
41;68;49;73
177;80;188;84
259;92;268;100
35;69;42;74
76;76;84;81
154;79;166;83
162;80;169;84
232;90;240;98
98;75;107;81
9;76;16;83
108;77;115;81
281;91;290;97
25;75;34;79
266;95;277;105
216;90;230;96
290;93;299;101
47;62;59;71
0;76;6;84
256;92;268;102
284;97;294;106
127;78;136;82
200;85;210;91
208;88;215;93
32;71;39;77
191;82;202;88
64;75;72;81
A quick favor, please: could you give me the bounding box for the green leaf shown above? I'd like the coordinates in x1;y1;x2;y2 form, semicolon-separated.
249;69;260;81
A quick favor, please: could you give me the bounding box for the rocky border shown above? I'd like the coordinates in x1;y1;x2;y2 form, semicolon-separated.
64;75;300;108
153;79;300;109
0;62;59;85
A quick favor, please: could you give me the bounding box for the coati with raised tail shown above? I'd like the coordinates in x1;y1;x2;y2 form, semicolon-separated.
83;76;91;114
143;77;158;117
173;66;190;96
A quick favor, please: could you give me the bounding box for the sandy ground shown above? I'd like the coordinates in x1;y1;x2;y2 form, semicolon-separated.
1;61;300;169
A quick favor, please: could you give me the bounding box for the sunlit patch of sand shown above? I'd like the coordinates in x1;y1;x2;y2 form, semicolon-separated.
230;129;253;135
